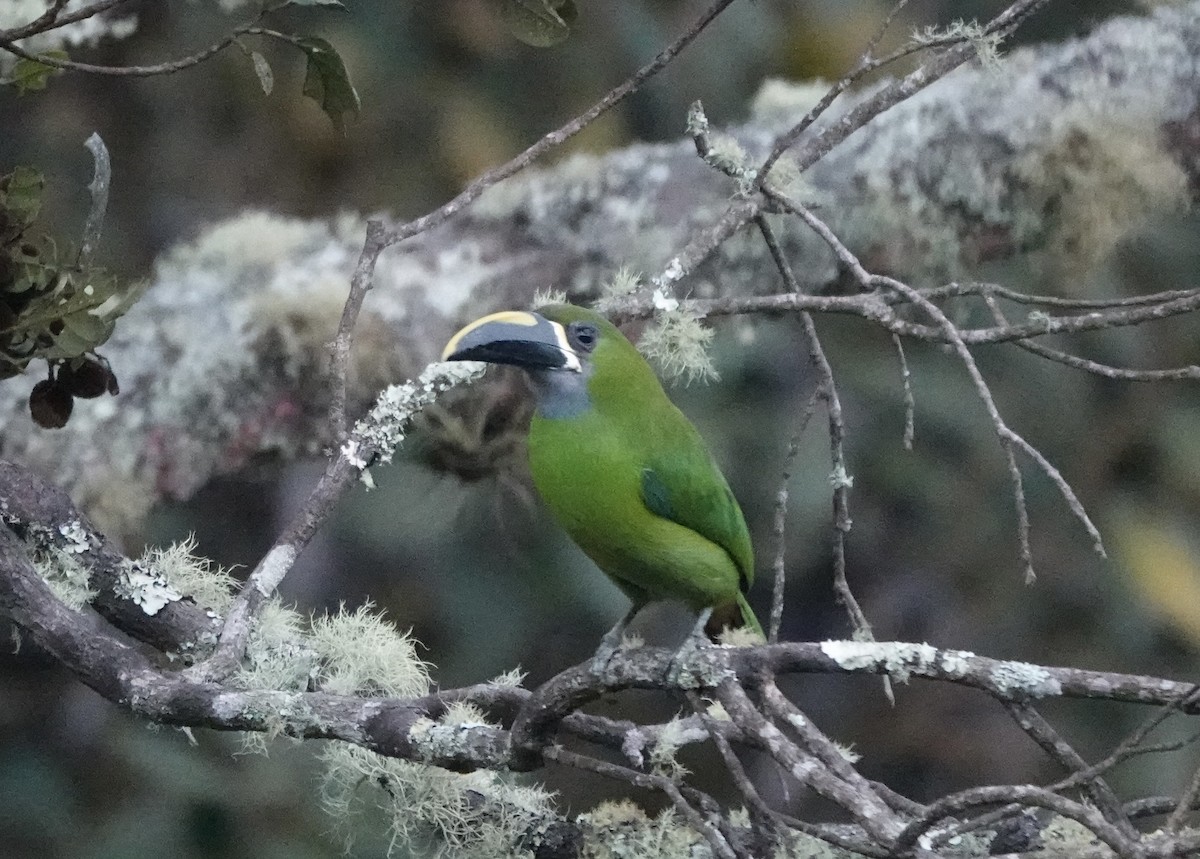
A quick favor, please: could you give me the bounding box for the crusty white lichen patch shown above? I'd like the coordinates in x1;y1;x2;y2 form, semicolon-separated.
988;659;1063;698
820;640;939;684
252;544;298;597
349;361;486;468
57;520;91;554
117;560;183;615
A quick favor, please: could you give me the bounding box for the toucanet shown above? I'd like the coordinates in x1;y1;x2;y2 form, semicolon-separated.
442;304;762;664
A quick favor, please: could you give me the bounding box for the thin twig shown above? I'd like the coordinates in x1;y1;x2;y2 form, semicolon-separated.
684;691;892;858
895;784;1139;858
768;390;819;644
0;29;246;76
770;189;1109;579
543;746;738;859
328;220;387;440
980;290;1200;382
0;0;126;42
1001;699;1136;838
715;679;905;844
756;214;886;700
892;334;915;449
379;0;740;252
760;0;1050;180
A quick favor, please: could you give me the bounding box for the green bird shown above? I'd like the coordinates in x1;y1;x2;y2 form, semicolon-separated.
442;304;762;665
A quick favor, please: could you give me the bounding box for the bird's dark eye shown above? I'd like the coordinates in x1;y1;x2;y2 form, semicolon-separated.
569;322;599;352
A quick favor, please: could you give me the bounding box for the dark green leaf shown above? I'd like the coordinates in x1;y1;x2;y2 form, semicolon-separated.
1;167;45;229
500;0;572;47
7;51;67;95
285;0;347;6
298;37;360;134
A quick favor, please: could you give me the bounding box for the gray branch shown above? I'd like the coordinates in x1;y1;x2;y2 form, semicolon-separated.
0;3;1197;534
4;495;1200;856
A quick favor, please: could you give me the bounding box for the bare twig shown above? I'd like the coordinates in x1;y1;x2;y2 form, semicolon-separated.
328;220;387;440
769;189;1108;579
895;784;1138;858
768;390;819;644
0;29;247;76
892;334;915;449
684;690;891;858
756;215;879;658
379;0;740;253
0;0;125;42
543;746;738;859
715;679;905;844
980;290;1200;382
761;0;1051;179
1001;699;1136;837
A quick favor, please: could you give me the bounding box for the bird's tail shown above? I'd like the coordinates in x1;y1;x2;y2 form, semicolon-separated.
705;593;765;641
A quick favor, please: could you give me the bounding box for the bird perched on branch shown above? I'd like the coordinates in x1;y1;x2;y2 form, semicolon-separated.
442;304;761;667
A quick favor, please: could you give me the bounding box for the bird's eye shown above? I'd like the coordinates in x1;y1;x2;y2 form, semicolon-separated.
569;322;599;352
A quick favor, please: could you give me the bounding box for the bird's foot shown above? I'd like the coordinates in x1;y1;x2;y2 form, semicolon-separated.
589;604;642;676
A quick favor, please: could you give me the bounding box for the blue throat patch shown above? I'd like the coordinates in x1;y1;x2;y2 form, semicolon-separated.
529;366;592;419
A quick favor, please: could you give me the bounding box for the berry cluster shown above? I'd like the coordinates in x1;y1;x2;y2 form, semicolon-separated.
28;356;120;429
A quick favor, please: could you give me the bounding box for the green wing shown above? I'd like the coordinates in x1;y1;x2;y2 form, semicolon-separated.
640;446;754;591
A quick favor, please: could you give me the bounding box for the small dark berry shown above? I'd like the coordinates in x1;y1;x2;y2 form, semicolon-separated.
29;379;72;428
57;358;111;398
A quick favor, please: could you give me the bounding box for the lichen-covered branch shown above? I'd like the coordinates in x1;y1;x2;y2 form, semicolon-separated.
1;3;1196;536
5;500;1200;857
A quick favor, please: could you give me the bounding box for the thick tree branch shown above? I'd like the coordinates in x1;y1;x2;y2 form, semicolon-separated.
1;3;1195;535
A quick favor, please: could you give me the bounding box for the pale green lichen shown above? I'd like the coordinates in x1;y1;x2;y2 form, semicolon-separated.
578;802;706;859
912;20;1004;69
308;602;430;698
594;267;643;312
828;464;855;490
235;599;313;694
532;287;568;309
487;667;527;688
320;741;555;857
717;626;763;647
35;547;96;610
988;659;1063;698
639;310;718;385
832;741;861;765
143;536;236;615
648;716;691;779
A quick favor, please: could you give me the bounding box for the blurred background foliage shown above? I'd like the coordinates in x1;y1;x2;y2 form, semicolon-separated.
3;0;1199;857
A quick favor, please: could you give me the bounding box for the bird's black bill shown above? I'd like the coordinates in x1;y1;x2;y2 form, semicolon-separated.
448;338;571;369
442;310;581;372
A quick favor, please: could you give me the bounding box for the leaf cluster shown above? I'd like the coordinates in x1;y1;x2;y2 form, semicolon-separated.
0;166;141;426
